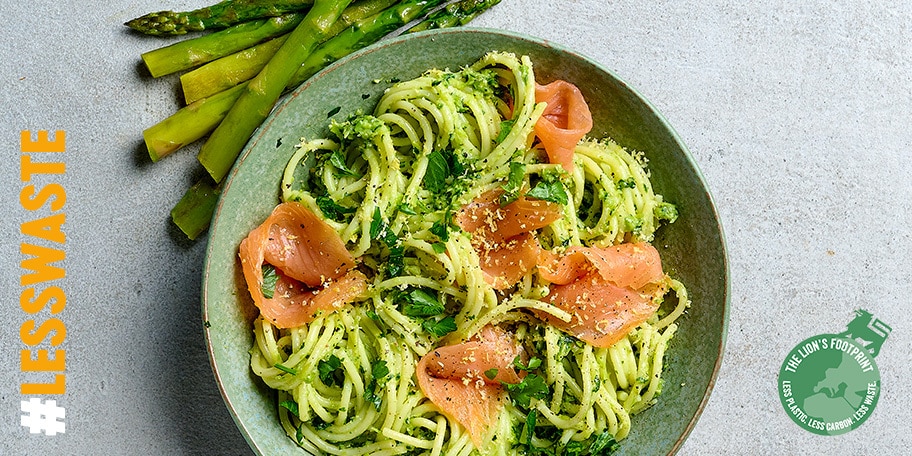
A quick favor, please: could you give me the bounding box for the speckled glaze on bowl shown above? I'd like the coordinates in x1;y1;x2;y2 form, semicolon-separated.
203;27;729;456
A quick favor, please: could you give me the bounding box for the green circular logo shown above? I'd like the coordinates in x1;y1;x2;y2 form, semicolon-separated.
778;334;880;435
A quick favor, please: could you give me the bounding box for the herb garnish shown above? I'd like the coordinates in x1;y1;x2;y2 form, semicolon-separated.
317;354;345;387
395;288;455;337
423;150;449;193
430;211;451;242
526;178;569;205
329;149;357;176
421;315;457;337
504;373;549;408
500;161;525;205
365;359;390;411
496;119;516;143
274;362;297;376
369;207;404;277
316;196;356;222
400;288;445;317
513;355;542;372
279;400;299;418
261;264;279;299
616;177;637;190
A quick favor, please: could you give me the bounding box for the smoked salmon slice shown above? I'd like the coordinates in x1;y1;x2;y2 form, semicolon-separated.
536;275;661;348
252;202;355;287
416;326;524;448
456;189;561;289
533;80;593;172
538;242;664;289
535;242;666;348
456;189;563;244
239;201;367;328
477;232;541;290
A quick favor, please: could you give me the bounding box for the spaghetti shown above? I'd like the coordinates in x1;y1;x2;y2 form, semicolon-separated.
245;52;689;455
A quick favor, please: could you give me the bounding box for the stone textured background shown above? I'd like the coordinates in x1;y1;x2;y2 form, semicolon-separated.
1;1;909;454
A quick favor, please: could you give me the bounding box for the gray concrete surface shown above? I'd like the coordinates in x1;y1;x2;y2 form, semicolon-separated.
1;1;910;454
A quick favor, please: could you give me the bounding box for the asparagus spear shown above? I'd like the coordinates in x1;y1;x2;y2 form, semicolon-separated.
146;83;249;162
408;0;502;32
197;0;355;183
141;13;304;77
126;0;314;36
180;0;400;104
171;178;222;240
181;37;287;105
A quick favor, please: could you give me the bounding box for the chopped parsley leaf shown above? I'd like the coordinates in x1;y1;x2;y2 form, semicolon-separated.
371;360;390;382
261;264;279;299
398;202;417;215
496;119;516;143
430;211;450;242
364;360;389;411
500;161;525;205
329;149;357;176
365;384;383;411
588;431;620;455
423;150;449;193
526;179;569;205
525;409;537;447
421;315;457;337
400;289;444;317
317;354;344;387
295;423;305;443
513;355;542;371
279;400;299;418
316;196;356;222
503;373;549;408
484;368;499;380
386;245;404;277
370;207;383;239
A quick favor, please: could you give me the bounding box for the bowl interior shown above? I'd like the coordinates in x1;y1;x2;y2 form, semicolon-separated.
203;27;729;456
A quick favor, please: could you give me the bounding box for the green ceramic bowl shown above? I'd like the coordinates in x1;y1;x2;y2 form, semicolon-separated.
203;27;729;455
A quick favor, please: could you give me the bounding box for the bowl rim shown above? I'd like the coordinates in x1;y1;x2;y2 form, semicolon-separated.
202;26;730;456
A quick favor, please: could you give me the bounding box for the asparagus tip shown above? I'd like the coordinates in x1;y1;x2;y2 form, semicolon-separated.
125;11;201;36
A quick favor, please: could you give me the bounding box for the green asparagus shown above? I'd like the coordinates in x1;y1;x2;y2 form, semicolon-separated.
170;178;222;240
145;83;248;161
180;38;287;104
141;12;304;77
408;0;501;32
180;0;399;104
126;0;314;36
197;0;355;183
